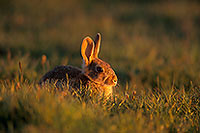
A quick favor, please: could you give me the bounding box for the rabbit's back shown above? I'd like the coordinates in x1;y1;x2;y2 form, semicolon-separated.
39;65;86;85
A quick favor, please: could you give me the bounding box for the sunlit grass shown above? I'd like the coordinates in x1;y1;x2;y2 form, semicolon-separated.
0;75;199;132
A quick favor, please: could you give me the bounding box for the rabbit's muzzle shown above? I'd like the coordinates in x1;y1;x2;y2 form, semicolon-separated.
104;74;118;87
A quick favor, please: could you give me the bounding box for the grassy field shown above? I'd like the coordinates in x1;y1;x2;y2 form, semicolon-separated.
0;0;200;132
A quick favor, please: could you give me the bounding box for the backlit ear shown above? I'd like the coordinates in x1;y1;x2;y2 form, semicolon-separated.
93;33;101;58
81;37;94;66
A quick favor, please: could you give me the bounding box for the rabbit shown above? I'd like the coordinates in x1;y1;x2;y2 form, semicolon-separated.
39;33;118;97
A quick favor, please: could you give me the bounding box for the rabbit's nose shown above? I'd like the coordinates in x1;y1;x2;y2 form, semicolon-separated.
113;79;117;86
112;76;118;86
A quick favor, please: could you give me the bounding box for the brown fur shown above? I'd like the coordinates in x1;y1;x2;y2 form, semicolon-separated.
39;33;117;97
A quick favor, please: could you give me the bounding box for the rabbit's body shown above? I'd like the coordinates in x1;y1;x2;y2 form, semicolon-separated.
40;33;117;97
40;65;85;85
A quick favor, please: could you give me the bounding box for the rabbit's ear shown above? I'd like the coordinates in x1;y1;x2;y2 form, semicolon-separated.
81;37;95;66
93;33;101;58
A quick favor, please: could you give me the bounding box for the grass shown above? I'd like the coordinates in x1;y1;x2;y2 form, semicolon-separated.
0;76;199;132
0;0;200;132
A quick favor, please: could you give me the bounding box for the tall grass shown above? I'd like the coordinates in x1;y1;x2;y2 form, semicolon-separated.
0;76;199;132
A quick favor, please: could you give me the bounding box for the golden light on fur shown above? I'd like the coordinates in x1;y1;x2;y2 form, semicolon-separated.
93;33;101;58
81;37;94;66
40;33;118;98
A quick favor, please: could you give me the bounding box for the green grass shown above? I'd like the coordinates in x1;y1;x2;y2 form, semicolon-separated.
0;78;200;132
0;77;199;132
0;0;200;132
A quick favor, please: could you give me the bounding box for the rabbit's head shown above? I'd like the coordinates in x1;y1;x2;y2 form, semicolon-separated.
81;33;118;95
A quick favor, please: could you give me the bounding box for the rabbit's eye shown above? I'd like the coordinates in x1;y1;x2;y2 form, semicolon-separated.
96;66;103;73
